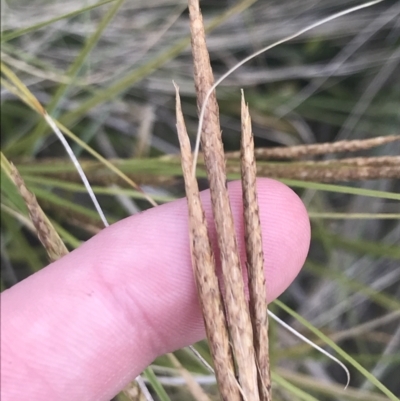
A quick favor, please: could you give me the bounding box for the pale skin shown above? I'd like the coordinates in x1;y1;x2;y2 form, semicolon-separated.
1;179;311;401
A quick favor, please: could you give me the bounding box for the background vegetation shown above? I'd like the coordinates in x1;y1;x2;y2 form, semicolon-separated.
1;0;399;400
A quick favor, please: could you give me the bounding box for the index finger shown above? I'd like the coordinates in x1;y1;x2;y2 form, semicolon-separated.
1;179;310;401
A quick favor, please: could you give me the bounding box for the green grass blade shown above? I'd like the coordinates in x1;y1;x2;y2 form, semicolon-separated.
23;175;175;203
31;185;112;224
272;372;320;401
281;179;400;200
1;212;43;272
143;367;172;401
309;212;400;219
1;166;28;214
48;219;81;249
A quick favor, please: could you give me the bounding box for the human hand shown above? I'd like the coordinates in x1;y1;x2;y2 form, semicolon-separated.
1;179;310;401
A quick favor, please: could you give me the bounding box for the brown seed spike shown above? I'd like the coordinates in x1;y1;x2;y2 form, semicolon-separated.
226;135;400;160
188;1;260;400
174;83;240;401
9;162;68;262
241;91;272;401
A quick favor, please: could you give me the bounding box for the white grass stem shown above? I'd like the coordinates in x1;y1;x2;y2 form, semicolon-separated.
43;112;109;228
188;309;351;389
135;375;156;401
268;310;351;389
188;345;215;373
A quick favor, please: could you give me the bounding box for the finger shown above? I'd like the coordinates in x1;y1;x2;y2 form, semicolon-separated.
1;179;310;401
